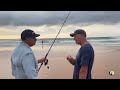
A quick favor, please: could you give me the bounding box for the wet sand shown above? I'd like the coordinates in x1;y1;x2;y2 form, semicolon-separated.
0;44;120;79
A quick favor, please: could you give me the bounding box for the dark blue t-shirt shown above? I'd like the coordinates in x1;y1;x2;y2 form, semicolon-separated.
73;44;94;79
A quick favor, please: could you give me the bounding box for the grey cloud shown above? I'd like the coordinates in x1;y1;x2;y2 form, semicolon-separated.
68;11;120;25
0;11;120;26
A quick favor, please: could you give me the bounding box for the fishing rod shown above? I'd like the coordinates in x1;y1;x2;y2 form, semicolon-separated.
38;11;71;72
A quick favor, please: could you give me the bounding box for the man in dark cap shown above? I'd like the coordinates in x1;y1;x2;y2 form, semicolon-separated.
66;29;94;79
11;29;47;79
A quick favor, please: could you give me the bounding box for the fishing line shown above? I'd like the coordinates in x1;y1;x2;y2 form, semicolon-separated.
38;11;71;72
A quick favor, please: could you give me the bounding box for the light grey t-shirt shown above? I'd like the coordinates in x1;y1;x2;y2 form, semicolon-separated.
11;42;38;79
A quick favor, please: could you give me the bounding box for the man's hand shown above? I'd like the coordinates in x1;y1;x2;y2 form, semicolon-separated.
38;58;48;63
66;55;75;65
67;55;74;61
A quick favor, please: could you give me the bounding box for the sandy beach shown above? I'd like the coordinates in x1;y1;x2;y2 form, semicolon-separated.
0;44;120;79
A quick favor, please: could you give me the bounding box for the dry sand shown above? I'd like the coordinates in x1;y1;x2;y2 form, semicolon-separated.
0;44;120;79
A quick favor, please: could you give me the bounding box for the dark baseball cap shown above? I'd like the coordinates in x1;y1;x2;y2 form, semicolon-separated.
21;29;40;40
70;29;86;37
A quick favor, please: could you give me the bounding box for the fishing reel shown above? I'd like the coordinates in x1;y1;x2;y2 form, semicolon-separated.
44;59;49;69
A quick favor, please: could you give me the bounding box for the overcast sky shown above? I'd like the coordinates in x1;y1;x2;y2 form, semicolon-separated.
0;11;120;39
0;11;120;26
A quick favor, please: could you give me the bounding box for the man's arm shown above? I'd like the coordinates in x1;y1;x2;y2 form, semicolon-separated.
66;55;76;65
79;65;88;79
79;47;91;79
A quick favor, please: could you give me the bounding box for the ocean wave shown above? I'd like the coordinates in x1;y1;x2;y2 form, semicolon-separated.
0;36;120;47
